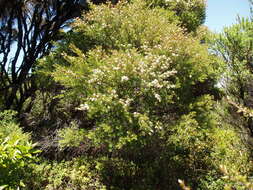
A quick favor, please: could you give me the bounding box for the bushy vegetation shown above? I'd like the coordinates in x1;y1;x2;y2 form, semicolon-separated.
27;158;106;190
0;0;252;189
146;0;206;32
0;111;38;190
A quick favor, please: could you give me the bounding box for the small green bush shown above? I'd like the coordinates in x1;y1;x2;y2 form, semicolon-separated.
0;110;39;190
58;122;87;149
28;158;106;190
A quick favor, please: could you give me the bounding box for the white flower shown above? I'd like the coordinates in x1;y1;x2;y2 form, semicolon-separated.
154;93;161;102
76;103;89;111
113;66;120;71
151;79;159;86
121;76;129;82
89;97;96;101
133;112;138;115
172;53;178;57
125;98;133;106
149;79;163;88
93;69;102;74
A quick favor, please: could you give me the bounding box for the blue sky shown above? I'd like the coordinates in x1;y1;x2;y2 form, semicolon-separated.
205;0;251;32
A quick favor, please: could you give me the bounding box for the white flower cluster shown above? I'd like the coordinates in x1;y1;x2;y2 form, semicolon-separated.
76;103;89;111
138;54;177;91
80;48;179;114
121;76;129;82
119;98;133;108
154;93;161;102
87;68;104;85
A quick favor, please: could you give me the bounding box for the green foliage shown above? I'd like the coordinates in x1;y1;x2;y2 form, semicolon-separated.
68;0;177;52
145;0;206;32
33;1;251;189
211;16;253;151
0;111;39;190
43;0;219;150
211;17;253;103
220;165;253;190
167;105;250;189
58;122;87;149
209;16;253;189
28;158;106;190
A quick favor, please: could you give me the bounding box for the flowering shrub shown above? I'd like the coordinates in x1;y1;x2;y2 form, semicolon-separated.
47;0;218;150
37;0;251;189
